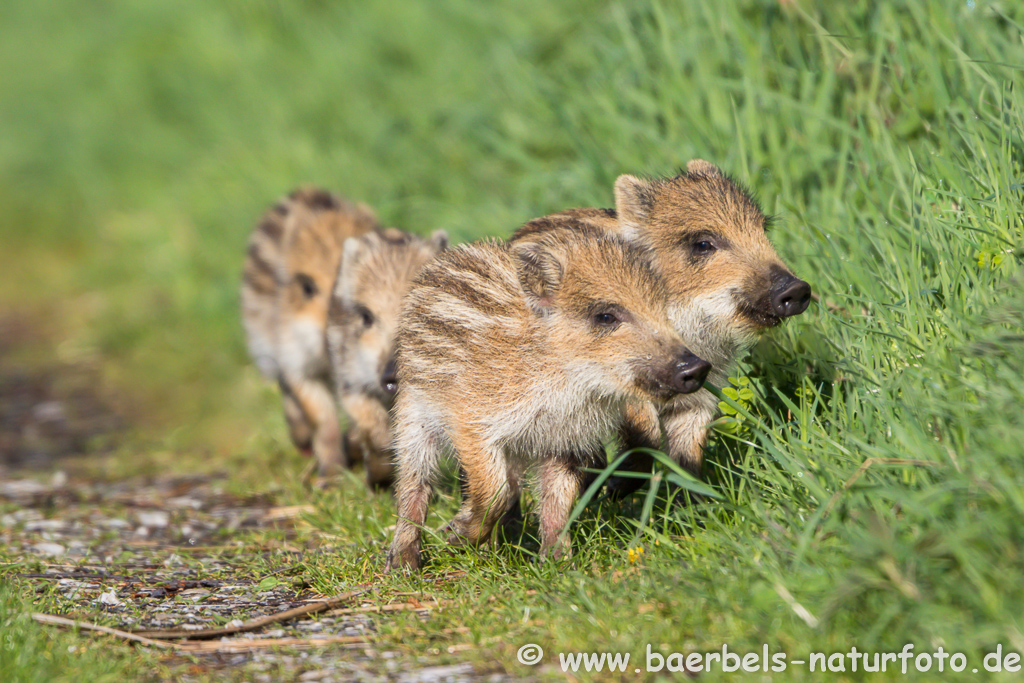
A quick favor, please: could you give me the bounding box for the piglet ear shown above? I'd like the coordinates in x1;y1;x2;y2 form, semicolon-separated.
685;159;723;178
513;242;564;315
341;234;365;272
352;201;382;232
336;234;370;301
429;229;449;253
614;174;653;239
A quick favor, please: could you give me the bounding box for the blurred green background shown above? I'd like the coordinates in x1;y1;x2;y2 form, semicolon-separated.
2;0;1024;671
3;0;840;459
2;0;628;459
2;0;1021;485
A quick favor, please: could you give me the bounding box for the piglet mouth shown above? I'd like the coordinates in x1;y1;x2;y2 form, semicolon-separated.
635;354;712;402
738;303;783;329
738;272;812;329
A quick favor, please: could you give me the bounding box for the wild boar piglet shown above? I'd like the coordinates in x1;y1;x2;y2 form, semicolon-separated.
387;226;711;570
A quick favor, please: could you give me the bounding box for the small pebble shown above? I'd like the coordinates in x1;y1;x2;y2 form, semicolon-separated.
99;590;123;606
31;542;66;557
137;510;170;528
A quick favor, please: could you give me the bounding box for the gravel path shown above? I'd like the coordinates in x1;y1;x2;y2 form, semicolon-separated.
1;472;511;682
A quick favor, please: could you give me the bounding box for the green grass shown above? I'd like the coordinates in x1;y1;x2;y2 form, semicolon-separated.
2;0;1024;680
0;583;153;682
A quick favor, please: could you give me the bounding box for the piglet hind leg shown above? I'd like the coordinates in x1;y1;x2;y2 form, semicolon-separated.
388;485;430;571
444;430;520;550
386;426;443;572
280;388;314;456
341;392;394;489
291;378;345;475
458;466;526;538
536;455;586;562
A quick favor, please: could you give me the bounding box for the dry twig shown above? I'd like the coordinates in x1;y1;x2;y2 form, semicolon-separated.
326;598;452;617
31;613;179;649
175;635;371;653
133;588;371;640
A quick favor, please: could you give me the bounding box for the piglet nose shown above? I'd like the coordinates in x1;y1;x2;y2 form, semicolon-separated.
770;277;812;318
381;358;398;395
672;354;712;395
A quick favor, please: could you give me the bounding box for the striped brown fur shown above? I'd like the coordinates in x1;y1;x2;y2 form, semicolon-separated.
512;159;811;486
240;187;379;479
326;228;448;489
387;227;711;570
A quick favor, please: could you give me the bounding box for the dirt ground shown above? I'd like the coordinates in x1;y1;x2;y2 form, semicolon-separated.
0;316;513;682
1;474;511;681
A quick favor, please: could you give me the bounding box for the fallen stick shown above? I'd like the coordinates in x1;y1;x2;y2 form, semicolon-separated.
31;613;179;650
173;625;475;654
32;613;374;653
174;635;371;653
326;598;452;617
133;588;371;640
34;609;483;655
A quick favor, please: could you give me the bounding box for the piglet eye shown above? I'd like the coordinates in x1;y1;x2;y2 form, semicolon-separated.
356;306;374;328
593;311;620;327
693;240;716;255
296;274;318;299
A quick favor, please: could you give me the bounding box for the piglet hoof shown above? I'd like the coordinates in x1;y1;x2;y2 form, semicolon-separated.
302;465;340;491
538;541;572;564
306;459;345;490
312;476;341;491
299;461;319;488
385;546;421;572
442;519;471;546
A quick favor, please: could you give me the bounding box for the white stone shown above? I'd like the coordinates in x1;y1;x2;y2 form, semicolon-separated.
31;542;66;557
99;590;123;606
137;510;170;528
